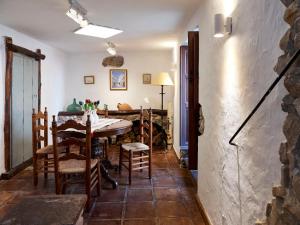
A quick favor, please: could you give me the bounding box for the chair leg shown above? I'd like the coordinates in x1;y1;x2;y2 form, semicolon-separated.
119;145;123;174
86;181;91;212
96;162;101;196
33;155;38;186
129;150;132;185
148;152;152;179
104;139;108;160
140;151;143;172
55;173;61;194
61;175;67;194
44;154;48;180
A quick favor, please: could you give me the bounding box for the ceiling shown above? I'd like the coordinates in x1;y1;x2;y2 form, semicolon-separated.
0;0;199;53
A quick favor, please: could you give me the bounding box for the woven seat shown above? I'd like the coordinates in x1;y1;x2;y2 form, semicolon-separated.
122;142;149;151
36;145;65;154
98;137;108;143
59;159;98;174
36;145;53;154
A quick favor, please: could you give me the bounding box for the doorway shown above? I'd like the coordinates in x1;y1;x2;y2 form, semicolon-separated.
179;31;199;172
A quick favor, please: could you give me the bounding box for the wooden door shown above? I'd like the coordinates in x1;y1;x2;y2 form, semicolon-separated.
11;53;38;168
24;56;39;161
180;46;189;149
188;31;199;170
11;53;24;168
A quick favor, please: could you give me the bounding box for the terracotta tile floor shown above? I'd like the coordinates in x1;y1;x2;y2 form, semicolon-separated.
0;146;206;225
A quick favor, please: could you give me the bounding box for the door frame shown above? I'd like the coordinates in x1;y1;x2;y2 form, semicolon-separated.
180;45;189;150
3;37;45;178
188;31;199;170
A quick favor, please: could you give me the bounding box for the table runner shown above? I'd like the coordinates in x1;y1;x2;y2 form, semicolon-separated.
64;118;122;133
91;118;122;132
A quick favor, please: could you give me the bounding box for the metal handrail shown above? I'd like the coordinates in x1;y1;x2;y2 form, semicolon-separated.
229;49;300;146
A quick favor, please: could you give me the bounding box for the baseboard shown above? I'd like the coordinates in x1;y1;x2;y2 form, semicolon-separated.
1;158;32;179
195;194;214;225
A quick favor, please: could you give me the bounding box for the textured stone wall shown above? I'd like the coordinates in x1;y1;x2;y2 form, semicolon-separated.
257;1;300;224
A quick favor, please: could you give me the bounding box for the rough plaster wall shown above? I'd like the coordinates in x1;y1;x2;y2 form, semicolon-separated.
176;0;289;224
0;24;67;174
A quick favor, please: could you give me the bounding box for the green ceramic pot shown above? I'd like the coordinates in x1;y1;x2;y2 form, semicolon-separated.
67;98;82;112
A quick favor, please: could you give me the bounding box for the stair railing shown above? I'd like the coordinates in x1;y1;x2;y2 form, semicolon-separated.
229;49;300;146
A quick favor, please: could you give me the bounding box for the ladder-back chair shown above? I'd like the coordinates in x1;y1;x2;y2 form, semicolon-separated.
52;115;101;210
119;107;152;184
32;107;54;186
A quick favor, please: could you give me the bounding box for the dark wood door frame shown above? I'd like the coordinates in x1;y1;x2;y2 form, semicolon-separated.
3;37;45;179
180;46;189;149
188;31;199;170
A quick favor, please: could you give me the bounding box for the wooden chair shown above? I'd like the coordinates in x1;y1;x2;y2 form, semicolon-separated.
52;115;101;210
32;107;54;186
119;107;152;184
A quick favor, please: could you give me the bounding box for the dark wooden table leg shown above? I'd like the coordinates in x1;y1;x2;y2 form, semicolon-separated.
92;138;118;189
100;163;118;189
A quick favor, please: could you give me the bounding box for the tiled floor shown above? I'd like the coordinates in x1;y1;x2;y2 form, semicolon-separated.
0;146;206;225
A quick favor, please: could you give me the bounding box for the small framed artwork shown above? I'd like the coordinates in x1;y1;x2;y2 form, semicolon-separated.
110;69;128;91
84;75;95;84
143;73;151;84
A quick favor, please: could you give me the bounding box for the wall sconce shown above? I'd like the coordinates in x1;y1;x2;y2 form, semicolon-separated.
214;14;232;38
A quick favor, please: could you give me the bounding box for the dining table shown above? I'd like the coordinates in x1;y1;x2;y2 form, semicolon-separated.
92;119;132;189
57;117;133;189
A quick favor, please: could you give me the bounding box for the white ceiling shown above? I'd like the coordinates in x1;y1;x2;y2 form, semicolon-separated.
0;0;199;53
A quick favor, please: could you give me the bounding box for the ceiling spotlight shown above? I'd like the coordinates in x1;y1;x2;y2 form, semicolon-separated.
66;0;89;27
106;42;117;55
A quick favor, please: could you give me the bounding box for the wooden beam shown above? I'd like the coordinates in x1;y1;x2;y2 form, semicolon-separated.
4;37;13;171
6;43;45;60
37;49;42;111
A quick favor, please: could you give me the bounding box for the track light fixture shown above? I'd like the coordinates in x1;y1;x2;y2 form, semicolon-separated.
106;42;117;55
66;0;89;27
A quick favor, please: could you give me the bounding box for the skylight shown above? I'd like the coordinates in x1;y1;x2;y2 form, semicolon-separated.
74;24;123;39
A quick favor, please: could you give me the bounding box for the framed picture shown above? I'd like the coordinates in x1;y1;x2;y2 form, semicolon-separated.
84;75;94;84
110;69;128;90
143;73;151;84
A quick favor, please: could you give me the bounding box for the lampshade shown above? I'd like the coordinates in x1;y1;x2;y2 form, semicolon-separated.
152;72;174;86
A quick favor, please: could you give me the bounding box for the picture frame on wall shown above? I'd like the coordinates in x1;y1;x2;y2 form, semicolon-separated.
110;69;128;90
84;75;95;84
143;73;151;84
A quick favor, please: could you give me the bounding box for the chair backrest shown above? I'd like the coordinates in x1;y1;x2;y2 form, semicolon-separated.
32;107;48;154
139;107;152;149
51;115;92;174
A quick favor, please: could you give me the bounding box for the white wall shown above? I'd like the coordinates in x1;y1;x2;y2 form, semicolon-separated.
65;51;173;110
0;24;67;174
174;0;288;224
